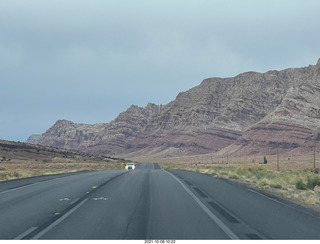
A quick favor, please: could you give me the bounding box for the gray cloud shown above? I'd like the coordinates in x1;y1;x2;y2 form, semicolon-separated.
1;0;320;141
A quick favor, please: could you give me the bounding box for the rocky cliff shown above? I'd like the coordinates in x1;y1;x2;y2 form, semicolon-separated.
28;59;320;158
232;60;320;156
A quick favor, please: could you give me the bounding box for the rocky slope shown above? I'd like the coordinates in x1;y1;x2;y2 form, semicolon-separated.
232;62;320;156
28;59;320;158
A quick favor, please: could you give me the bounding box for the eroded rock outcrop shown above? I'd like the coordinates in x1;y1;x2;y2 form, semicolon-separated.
28;59;320;158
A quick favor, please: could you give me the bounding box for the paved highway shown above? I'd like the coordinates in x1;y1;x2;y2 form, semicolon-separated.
0;163;320;239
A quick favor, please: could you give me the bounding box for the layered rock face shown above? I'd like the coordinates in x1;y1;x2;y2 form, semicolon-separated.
32;103;162;155
28;59;320;157
233;62;320;156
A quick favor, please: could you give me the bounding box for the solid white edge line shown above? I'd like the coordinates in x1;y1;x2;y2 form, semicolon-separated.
31;198;89;240
14;226;38;240
163;170;239;240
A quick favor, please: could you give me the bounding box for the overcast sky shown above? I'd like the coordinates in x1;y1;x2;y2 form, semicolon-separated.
1;0;320;142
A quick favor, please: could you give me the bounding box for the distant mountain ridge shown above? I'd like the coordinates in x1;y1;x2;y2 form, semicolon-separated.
28;59;320;158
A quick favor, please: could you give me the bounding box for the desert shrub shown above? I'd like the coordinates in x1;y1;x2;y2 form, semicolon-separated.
258;179;269;187
306;176;320;190
281;170;301;185
228;173;239;179
269;182;283;189
12;171;20;178
32;171;41;177
0;172;8;181
251;167;275;180
296;179;307;190
233;166;275;181
235;167;250;178
292;172;320;190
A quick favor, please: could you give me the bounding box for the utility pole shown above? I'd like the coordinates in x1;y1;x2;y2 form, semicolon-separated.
314;139;316;170
277;148;279;171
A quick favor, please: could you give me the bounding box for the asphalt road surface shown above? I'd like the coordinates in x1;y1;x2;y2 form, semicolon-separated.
0;163;320;240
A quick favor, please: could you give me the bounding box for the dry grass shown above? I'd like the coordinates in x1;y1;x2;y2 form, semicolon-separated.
0;161;124;181
0;140;127;181
158;159;320;211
